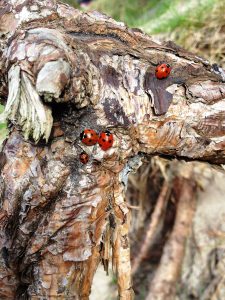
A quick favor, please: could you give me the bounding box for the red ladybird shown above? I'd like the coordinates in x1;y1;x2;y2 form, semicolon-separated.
98;130;114;151
155;63;171;79
80;129;99;146
79;152;89;164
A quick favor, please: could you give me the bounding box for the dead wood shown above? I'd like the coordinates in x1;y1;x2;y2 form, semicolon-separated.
147;174;197;300
131;180;170;275
0;0;225;299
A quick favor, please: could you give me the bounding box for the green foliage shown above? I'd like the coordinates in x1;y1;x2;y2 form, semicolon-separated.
91;0;160;27
0;105;7;146
90;0;221;34
0;105;4;114
140;0;221;34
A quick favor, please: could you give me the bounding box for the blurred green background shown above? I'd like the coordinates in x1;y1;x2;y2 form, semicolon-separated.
0;105;7;146
1;0;224;144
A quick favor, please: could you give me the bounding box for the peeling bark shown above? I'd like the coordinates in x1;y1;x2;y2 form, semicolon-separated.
0;0;225;299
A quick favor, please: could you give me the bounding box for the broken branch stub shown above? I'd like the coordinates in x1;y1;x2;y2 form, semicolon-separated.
0;0;225;299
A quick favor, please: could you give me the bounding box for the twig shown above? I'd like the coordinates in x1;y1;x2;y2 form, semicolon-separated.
132;180;171;275
127;204;140;210
146;177;197;300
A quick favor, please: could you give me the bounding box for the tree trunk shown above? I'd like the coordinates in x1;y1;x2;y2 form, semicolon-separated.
0;1;225;299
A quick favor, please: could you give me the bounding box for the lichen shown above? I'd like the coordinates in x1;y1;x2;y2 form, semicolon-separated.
4;65;53;142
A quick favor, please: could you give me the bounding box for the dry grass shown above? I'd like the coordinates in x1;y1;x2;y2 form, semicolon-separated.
168;1;225;67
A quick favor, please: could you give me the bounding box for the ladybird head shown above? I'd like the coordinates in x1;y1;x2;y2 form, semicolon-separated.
80;131;84;140
104;130;111;136
80;131;87;140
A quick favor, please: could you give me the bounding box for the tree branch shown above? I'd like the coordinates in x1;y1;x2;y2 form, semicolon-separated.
131;180;170;275
147;175;197;300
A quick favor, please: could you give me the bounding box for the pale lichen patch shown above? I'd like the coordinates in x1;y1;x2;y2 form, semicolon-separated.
4;65;53;142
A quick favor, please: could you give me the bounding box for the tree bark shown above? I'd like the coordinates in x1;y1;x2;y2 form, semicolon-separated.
0;0;225;299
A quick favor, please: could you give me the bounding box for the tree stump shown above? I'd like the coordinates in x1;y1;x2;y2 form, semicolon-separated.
0;1;225;299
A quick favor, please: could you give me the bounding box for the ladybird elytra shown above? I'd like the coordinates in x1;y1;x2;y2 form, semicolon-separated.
155;63;171;79
98;131;114;151
79;151;89;164
80;129;99;146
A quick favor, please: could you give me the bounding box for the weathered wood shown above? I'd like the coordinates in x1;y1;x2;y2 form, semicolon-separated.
131;180;170;276
147;174;197;300
0;0;225;299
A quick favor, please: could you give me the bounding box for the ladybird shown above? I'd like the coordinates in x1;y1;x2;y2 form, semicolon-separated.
79;152;89;164
80;129;99;146
98;130;114;151
155;63;171;79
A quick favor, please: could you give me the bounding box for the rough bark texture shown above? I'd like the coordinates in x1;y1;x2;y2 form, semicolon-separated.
0;0;225;299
